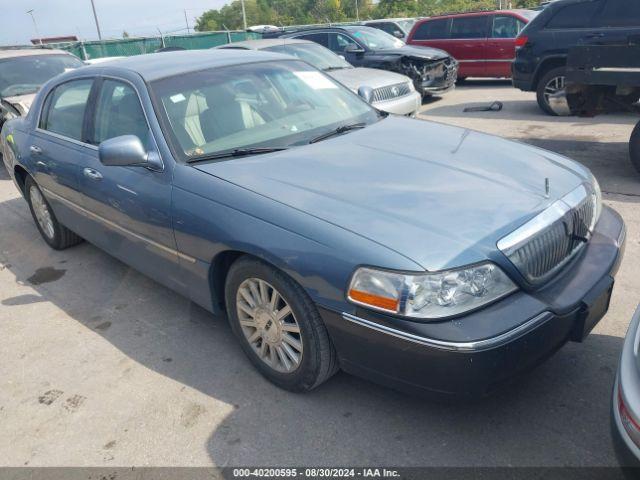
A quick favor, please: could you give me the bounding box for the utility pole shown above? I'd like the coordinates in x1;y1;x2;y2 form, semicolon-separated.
26;10;42;45
355;0;359;21
240;0;247;30
89;0;103;40
184;9;191;34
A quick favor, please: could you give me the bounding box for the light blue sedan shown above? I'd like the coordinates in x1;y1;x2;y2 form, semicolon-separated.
1;50;626;396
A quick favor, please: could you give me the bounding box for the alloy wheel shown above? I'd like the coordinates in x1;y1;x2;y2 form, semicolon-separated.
30;186;55;240
544;75;567;113
236;278;303;373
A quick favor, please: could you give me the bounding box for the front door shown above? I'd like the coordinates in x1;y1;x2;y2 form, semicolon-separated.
77;77;183;293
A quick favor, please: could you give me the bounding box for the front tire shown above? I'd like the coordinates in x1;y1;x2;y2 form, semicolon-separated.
225;256;338;392
536;66;568;116
629;122;640;175
25;177;83;250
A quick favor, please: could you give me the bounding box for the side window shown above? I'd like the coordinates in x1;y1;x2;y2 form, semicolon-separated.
412;19;451;40
296;33;329;48
91;79;149;146
596;0;640;27
40;79;93;141
450;16;489;39
545;1;602;29
491;15;525;38
329;33;358;53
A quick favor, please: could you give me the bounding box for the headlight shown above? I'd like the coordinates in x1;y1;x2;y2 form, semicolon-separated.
348;263;517;319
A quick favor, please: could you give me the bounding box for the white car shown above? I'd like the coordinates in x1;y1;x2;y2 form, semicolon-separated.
218;38;422;116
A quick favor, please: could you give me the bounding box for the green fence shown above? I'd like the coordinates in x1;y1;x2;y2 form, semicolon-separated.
49;31;260;60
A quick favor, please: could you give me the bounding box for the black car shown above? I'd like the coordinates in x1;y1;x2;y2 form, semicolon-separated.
265;25;458;97
512;0;640;115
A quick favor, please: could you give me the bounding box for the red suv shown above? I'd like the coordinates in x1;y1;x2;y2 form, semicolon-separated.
407;10;538;80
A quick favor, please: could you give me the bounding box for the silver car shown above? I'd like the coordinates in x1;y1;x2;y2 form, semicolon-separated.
218;38;422;116
612;305;640;474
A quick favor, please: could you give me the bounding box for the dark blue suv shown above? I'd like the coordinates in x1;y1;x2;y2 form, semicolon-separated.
512;0;640;115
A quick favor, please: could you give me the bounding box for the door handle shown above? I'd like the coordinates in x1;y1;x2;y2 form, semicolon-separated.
29;145;42;155
83;167;103;180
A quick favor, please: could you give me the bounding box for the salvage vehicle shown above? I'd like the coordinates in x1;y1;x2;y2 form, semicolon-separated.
0;49;83;133
612;306;640;476
564;43;640;174
512;0;640;115
218;38;421;115
1;50;625;396
362;18;417;40
264;25;458;97
407;10;538;81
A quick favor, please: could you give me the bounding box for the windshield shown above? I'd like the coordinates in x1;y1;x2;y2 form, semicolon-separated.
349;27;405;50
397;19;416;33
151;60;378;161
0;54;83;98
263;43;351;71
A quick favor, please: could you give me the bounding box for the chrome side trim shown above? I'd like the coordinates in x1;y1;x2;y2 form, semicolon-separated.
341;311;553;352
34;128;98;150
42;187;196;264
594;67;640;73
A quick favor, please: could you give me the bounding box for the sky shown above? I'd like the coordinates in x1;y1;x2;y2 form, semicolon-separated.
1;0;229;45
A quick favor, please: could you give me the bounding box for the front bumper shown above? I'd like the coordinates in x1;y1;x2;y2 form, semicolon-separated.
611;306;640;474
320;206;625;396
374;91;422;116
416;59;458;96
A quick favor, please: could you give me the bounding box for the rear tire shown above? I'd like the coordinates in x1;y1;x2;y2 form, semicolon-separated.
536;66;567;116
225;256;339;392
25;177;83;250
629;122;640;175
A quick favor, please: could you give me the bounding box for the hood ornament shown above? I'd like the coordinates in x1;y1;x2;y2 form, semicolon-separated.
545;178;550;199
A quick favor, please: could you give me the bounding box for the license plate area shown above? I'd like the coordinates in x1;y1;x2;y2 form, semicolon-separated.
571;276;614;342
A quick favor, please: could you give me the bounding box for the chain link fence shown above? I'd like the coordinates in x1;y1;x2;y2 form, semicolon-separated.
47;31;260;60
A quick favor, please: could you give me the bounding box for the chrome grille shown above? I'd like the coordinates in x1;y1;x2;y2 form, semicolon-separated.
498;184;599;285
372;83;411;103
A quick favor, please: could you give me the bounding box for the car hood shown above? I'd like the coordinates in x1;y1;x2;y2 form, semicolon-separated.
328;67;412;91
1;93;36;116
193;117;589;271
375;45;451;61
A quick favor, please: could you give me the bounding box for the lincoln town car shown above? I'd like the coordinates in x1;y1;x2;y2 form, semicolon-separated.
1;50;626;396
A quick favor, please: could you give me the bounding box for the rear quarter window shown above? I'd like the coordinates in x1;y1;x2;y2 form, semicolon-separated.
545;0;603;29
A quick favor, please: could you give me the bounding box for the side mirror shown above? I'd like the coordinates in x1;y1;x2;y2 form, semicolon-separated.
357;85;374;104
393;31;404;39
98;135;162;170
344;44;365;54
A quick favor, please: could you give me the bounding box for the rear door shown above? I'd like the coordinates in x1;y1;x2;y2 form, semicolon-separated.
29;77;96;232
591;0;640;44
486;14;527;77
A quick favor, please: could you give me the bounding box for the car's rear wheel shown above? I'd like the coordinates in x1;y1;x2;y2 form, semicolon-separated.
629;121;640;175
225;256;338;392
25;177;83;250
537;67;569;116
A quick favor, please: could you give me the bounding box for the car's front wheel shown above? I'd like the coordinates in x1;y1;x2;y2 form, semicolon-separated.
25;176;83;250
225;256;338;392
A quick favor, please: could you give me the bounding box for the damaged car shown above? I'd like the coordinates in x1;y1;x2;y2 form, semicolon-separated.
265;25;458;97
0;49;84;133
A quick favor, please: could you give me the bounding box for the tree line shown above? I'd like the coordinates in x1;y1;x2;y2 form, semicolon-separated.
195;0;540;31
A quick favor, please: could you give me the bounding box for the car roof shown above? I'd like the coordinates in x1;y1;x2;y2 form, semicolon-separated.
218;38;314;50
417;9;531;20
364;18;414;23
75;49;292;81
0;48;73;60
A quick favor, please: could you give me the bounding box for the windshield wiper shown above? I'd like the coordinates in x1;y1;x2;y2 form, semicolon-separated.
186;147;288;164
309;123;367;144
323;66;346;72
